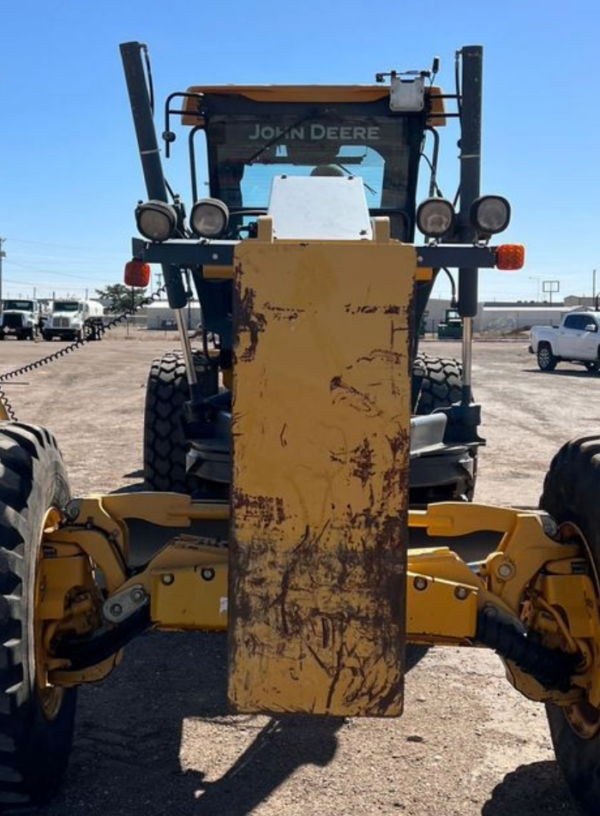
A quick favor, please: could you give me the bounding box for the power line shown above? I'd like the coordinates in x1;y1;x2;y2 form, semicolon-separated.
8;237;124;255
5;259;114;282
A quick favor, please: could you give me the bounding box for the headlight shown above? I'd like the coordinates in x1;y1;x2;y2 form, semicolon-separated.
416;198;455;239
470;196;511;235
190;199;229;238
135;200;178;242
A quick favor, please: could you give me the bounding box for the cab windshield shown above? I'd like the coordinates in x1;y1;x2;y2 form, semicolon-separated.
53;302;79;312
204;107;425;240
2;300;34;311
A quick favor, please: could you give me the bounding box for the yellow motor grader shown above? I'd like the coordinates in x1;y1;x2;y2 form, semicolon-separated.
0;42;599;814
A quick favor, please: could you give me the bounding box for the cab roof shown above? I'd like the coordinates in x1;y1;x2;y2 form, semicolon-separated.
182;84;445;126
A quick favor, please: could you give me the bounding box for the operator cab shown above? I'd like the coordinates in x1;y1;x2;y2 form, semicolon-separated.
178;83;445;243
168;83;445;350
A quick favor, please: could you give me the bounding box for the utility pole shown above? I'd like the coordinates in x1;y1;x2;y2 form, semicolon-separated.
0;237;6;305
529;276;541;301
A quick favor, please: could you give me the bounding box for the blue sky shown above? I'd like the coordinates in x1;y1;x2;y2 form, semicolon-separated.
1;0;598;303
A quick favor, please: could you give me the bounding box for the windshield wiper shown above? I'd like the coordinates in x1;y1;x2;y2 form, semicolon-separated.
334;163;377;196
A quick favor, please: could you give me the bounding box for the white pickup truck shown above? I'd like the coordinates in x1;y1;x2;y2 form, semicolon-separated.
529;310;600;372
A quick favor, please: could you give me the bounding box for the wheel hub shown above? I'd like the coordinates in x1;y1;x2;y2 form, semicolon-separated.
556;521;600;739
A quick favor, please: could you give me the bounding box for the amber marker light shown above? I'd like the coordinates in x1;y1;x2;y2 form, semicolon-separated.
496;244;525;271
124;260;151;287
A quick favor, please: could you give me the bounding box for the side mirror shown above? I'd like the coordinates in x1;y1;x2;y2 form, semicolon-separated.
585;323;598;333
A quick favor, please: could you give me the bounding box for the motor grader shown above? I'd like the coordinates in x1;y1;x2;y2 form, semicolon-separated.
0;42;600;815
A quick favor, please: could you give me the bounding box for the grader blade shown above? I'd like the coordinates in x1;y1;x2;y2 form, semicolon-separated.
228;225;415;716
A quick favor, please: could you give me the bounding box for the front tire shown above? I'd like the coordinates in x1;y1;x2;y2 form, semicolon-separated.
143;352;218;492
539;435;600;813
537;343;557;372
0;422;77;809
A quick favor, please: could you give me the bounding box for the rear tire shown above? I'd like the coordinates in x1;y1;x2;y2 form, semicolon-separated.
143;352;218;492
412;353;463;414
537;343;557;372
0;422;77;809
411;353;477;502
539;435;600;814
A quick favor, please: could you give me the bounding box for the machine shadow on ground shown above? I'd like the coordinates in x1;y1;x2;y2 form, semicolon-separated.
39;630;431;816
482;761;582;816
524;368;597;379
40;632;340;816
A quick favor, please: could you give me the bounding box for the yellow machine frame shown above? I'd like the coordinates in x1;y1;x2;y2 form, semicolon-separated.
42;494;599;706
36;231;600;720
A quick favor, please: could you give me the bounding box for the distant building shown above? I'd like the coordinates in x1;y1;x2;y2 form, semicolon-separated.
479;302;569;333
422;297;586;335
141;295;589;336
145;300;202;331
144;300;202;330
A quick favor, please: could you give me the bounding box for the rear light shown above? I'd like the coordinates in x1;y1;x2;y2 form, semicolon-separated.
496;244;525;271
124;260;151;287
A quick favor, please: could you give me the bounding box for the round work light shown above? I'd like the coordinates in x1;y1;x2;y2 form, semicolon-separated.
190;199;230;238
470;196;511;236
416;198;455;239
135;200;178;242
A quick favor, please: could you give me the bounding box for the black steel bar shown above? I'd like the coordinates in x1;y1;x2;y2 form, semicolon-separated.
133;238;498;272
120;42;169;203
456;45;483;318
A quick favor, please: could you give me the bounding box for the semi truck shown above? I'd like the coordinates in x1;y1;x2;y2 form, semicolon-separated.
42;298;104;341
0;298;43;340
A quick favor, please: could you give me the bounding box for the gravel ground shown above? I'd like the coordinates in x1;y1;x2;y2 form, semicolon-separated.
0;332;593;816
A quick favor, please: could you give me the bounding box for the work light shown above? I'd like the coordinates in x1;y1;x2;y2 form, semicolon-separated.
470;196;511;236
135;200;178;242
416;198;455;239
190;199;230;238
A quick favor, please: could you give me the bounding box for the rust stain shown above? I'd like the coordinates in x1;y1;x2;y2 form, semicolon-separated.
279;423;288;447
343;304;377;314
349;438;375;487
233;273;266;362
390;321;408;345
381;429;411;504
356;349;405;367
343;304;402;315
329;376;382;417
232;489;286;526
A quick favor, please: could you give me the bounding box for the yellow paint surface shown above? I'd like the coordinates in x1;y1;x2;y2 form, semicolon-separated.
229;238;416;716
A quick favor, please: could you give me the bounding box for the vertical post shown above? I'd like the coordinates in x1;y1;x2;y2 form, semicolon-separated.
120;42;169;203
457;46;483;402
0;237;6;305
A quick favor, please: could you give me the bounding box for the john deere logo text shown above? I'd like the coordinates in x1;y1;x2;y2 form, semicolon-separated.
248;124;380;141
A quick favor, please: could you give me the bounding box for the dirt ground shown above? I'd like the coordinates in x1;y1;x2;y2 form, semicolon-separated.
0;332;594;816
